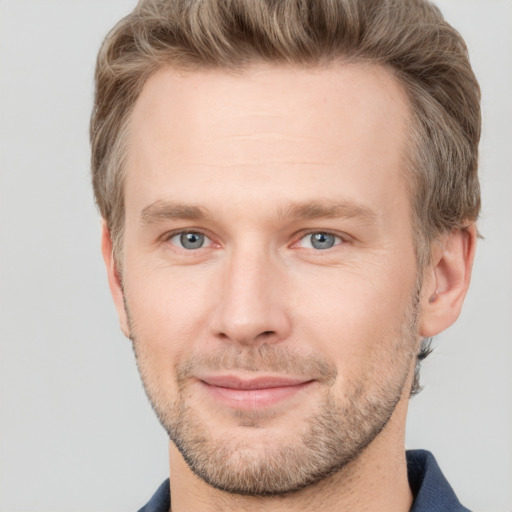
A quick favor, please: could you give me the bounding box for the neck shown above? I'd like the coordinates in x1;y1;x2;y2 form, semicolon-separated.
167;397;413;512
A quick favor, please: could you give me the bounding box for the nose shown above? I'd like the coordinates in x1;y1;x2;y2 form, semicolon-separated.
210;247;292;346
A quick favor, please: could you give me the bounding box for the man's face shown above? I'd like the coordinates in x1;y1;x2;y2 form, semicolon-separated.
114;63;422;494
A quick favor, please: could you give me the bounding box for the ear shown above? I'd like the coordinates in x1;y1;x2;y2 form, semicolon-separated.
101;222;130;338
419;224;477;338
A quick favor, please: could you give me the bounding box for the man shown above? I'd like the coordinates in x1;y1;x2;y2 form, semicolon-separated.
90;0;480;510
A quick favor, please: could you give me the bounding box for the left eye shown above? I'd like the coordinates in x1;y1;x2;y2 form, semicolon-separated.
169;232;210;250
297;232;342;250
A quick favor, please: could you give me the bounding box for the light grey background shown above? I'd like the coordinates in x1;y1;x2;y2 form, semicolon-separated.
0;1;510;511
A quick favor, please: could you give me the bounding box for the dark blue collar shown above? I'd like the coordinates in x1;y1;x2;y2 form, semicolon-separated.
138;450;470;511
137;478;170;512
407;449;471;511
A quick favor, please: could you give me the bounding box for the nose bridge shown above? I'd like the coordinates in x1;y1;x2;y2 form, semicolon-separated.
212;242;290;345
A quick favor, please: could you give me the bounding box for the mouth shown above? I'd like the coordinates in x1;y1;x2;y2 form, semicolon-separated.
197;374;316;409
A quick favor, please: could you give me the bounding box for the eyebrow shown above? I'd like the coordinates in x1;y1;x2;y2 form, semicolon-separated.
140;199;377;225
278;200;378;223
140;201;211;224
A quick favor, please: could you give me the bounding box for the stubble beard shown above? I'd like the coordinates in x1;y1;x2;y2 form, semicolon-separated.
128;297;420;497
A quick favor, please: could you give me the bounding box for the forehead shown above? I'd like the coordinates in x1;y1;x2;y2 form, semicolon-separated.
125;62;411;224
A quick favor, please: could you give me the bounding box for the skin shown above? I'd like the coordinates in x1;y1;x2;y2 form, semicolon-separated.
102;63;476;512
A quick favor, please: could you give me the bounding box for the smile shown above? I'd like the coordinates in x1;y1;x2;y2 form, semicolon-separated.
197;375;316;409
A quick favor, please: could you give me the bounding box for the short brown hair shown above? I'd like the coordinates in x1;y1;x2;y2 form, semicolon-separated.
90;0;481;393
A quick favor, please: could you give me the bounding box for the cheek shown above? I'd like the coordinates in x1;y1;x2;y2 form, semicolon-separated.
290;264;417;377
123;263;216;364
128;253;213;308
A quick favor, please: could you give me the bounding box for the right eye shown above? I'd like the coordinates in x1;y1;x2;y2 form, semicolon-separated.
168;232;211;250
296;231;343;250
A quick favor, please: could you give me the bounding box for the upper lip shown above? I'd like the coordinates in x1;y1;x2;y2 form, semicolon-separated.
199;375;313;390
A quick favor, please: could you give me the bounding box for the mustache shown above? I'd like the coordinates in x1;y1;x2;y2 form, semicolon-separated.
175;344;338;385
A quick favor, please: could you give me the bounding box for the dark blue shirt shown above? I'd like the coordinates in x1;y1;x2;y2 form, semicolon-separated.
137;450;471;511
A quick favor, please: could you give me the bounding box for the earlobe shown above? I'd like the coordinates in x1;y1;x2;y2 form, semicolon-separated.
419;224;477;338
101;222;130;338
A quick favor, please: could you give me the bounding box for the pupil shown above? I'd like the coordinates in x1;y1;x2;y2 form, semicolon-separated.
311;232;335;249
181;232;204;249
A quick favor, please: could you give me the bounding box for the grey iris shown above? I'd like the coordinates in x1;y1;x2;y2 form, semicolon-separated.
310;232;336;250
180;232;204;249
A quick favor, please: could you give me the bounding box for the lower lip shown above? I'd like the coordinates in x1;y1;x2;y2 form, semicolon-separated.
200;381;314;409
